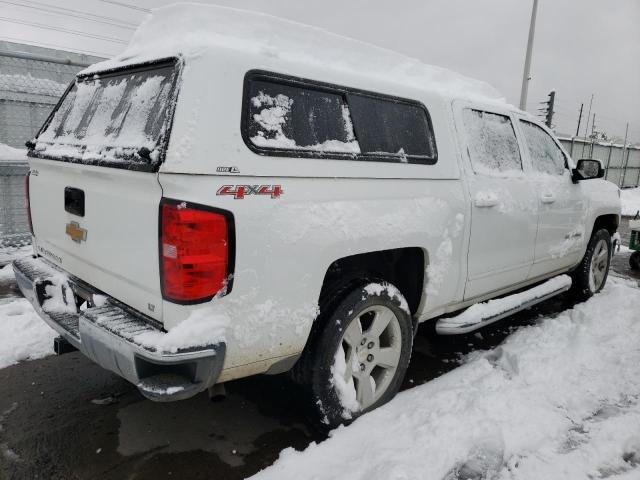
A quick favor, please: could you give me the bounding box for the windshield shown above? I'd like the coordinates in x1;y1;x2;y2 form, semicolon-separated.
33;59;180;171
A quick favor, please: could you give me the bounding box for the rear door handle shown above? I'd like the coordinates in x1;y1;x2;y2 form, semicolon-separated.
474;192;499;208
541;193;556;204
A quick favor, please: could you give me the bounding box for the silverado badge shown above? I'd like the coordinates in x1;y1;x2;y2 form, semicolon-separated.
65;221;87;243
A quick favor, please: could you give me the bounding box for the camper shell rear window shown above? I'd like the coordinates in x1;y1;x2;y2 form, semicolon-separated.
242;71;437;165
30;58;181;172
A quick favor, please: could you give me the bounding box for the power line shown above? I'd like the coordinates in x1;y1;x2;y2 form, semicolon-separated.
98;0;151;13
0;0;137;29
0;35;113;57
29;0;138;26
0;16;129;44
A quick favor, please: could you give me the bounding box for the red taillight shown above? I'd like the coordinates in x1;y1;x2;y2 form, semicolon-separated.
25;171;33;235
160;201;231;303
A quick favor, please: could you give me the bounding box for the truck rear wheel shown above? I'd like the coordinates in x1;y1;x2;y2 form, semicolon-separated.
300;282;413;428
569;228;611;301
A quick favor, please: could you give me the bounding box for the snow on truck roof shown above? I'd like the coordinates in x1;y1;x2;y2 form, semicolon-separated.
81;3;505;104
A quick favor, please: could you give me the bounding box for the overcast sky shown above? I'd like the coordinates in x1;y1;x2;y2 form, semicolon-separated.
2;0;639;142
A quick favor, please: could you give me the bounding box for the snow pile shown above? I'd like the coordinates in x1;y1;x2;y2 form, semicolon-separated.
0;269;57;369
438;275;572;331
82;3;503;104
252;278;640;480
364;283;410;314
137;382;185;396
133;305;229;354
41;273;77;315
0;245;32;267
0;143;26;162
250;90;294;147
331;344;360;419
550;225;586;259
425;212;465;298
0;73;67;97
621;187;640;217
474;190;500;207
0;264;16;283
249;91;361;153
251;135;361;154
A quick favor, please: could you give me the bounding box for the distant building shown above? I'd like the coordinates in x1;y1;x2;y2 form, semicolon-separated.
0;41;104;148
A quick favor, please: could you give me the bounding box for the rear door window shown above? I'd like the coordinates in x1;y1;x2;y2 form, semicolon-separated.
243;72;437;165
463;109;522;175
34;59;180;171
519;120;566;175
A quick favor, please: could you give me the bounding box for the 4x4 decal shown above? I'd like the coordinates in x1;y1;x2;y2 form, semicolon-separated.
216;185;283;199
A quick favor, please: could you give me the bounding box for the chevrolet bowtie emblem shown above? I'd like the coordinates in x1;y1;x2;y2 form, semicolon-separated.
65;221;87;243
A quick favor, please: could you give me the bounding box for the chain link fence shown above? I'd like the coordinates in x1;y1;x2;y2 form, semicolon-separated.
0;161;30;251
558;137;640;188
0;42;103;249
0;42;103;148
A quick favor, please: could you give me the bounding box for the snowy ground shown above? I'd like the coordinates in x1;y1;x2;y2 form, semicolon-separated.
253;276;640;480
1;222;640;479
0;244;32;268
0;296;56;370
0;263;56;369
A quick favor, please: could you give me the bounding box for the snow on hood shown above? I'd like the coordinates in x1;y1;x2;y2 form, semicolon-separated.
81;3;504;104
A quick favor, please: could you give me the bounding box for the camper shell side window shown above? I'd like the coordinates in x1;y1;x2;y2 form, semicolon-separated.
242;70;438;165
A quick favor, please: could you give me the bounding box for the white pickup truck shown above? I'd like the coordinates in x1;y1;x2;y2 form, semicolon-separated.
13;5;620;427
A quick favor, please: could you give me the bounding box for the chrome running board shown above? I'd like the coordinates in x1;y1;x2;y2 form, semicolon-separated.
436;275;572;335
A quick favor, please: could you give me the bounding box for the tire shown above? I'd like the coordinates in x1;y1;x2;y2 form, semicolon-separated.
298;282;413;428
569;228;611;301
630;251;640;271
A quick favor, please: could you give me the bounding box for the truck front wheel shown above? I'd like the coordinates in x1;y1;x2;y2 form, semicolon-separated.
300;282;413;428
569;228;612;301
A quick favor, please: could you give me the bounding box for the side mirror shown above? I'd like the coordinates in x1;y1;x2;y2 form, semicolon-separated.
572;159;604;182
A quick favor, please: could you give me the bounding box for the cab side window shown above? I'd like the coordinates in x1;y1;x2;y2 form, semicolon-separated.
519;121;566;175
463;109;522;175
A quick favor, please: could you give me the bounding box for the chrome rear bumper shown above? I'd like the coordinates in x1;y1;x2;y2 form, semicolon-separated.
12;256;225;401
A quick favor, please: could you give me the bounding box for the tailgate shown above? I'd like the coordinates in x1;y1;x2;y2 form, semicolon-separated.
29;159;163;321
25;58;182;323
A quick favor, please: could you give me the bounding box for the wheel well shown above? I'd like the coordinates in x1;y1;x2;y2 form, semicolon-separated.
592;214;619;237
319;248;425;316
